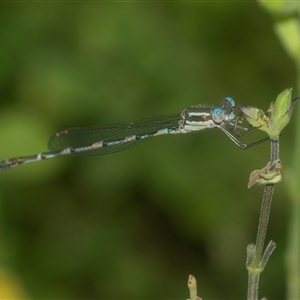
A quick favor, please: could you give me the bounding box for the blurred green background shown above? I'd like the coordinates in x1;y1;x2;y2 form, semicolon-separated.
0;2;297;299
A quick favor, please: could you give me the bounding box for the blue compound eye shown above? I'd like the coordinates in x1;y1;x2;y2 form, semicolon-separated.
212;107;225;123
224;96;235;108
228;111;236;120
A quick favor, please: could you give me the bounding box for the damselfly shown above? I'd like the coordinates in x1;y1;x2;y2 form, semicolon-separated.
0;97;266;171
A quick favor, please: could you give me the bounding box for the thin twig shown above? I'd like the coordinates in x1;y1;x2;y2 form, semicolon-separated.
247;139;279;300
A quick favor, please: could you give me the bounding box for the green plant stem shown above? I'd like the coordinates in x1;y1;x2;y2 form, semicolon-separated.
253;139;279;264
256;3;300;298
247;185;275;300
247;268;259;300
252;184;274;266
247;139;279;300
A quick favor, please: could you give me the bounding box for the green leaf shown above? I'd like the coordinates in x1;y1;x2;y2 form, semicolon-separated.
236;88;299;140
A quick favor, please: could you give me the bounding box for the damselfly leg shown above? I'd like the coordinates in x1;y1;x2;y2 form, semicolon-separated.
220;110;269;150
